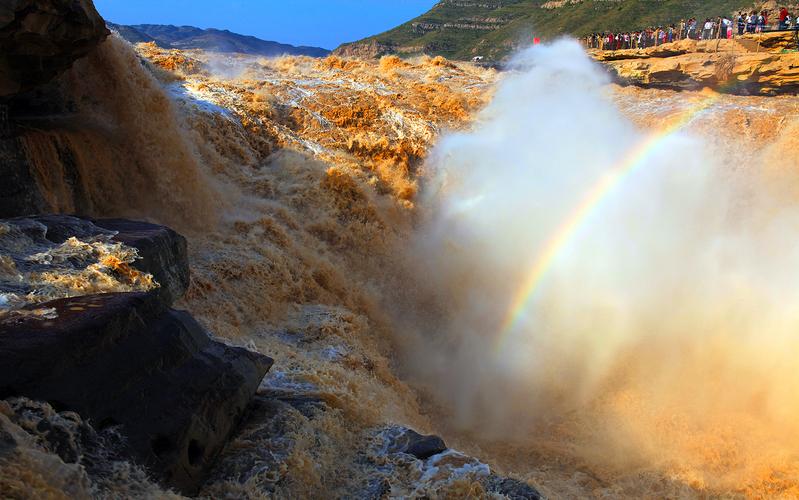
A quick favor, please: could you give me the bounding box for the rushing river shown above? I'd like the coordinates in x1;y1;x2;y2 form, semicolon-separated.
13;36;799;498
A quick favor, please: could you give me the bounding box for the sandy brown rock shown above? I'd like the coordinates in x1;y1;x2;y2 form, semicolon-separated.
603;51;799;93
594;32;799;94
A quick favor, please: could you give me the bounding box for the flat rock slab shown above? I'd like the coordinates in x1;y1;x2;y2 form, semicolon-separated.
92;217;190;304
0;215;189;309
0;292;272;493
17;215;191;304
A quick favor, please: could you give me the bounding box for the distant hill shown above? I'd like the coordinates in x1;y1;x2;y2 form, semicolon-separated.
108;23;330;57
336;0;758;61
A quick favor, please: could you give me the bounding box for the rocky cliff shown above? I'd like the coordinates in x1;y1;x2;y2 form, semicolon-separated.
0;0;108;97
0;0;110;218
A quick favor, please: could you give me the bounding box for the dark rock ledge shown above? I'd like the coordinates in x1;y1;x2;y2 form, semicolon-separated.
0;0;109;97
0;215;273;494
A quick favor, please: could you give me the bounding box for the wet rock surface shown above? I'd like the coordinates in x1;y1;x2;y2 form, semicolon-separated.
91;218;190;304
0;215;273;494
0;0;108;98
0;215;179;310
483;475;545;499
367;425;545;499
204;391;546;499
384;427;448;460
0;133;47;219
0;399;95;498
203;391;329;495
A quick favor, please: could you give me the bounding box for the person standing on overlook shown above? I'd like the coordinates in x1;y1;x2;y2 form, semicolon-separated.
738;12;746;35
702;18;714;39
780;7;789;29
689;18;698;39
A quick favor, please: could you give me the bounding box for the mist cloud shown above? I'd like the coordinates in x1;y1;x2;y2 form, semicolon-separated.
401;39;799;489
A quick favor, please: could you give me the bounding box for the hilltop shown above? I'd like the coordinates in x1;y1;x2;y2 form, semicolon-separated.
107;23;330;57
336;0;764;61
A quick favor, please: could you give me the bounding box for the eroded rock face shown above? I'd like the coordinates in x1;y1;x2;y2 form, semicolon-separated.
0;215;273;494
603;51;799;94
594;33;799;94
0;0;108;97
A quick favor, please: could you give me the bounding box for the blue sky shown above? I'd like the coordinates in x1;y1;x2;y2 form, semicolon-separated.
94;1;437;50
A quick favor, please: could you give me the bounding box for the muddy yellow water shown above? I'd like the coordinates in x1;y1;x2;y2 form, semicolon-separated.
10;35;799;498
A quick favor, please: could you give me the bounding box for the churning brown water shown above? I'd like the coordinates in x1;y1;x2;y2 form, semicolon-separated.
11;35;799;498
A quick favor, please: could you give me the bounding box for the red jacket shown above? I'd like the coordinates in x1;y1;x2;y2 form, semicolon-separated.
780;8;788;21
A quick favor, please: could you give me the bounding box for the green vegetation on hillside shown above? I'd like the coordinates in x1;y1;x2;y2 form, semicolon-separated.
339;0;756;61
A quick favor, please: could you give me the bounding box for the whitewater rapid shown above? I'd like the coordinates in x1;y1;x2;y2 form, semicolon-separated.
13;34;799;497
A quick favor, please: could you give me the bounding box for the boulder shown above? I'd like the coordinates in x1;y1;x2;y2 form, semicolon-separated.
0;292;273;493
386;428;448;460
482;475;544;499
91;218;190;304
0;215;273;494
0;0;109;98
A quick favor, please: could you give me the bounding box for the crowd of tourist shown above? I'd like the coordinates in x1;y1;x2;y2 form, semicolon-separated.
582;7;799;51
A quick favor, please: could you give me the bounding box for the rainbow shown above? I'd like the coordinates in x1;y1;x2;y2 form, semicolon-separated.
495;91;723;352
